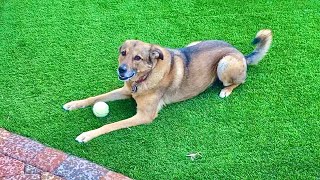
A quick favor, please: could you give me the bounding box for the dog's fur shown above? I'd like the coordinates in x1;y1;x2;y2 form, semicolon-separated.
63;29;272;143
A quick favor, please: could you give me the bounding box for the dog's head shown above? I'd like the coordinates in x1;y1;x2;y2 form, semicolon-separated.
117;40;164;81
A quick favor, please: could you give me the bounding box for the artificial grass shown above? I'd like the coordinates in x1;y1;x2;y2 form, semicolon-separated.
1;0;319;179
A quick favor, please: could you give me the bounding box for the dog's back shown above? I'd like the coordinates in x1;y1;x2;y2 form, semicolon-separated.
163;29;271;103
163;40;243;103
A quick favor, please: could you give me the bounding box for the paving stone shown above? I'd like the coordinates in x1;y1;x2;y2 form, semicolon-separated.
0;128;11;145
0;153;24;177
54;156;108;180
100;171;132;180
0;129;130;180
0;134;45;163
41;172;65;180
1;174;40;180
30;147;68;172
24;164;42;174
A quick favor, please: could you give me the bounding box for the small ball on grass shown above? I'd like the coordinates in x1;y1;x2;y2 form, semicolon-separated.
92;101;109;117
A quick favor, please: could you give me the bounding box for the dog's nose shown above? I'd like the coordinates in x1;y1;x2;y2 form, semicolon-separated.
118;64;127;74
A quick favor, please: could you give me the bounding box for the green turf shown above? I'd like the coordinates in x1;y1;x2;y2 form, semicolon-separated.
1;0;320;179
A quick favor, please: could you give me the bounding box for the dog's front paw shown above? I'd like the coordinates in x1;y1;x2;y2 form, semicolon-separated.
63;100;87;111
75;130;97;143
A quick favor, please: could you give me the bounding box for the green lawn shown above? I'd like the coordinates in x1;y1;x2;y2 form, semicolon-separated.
1;0;319;179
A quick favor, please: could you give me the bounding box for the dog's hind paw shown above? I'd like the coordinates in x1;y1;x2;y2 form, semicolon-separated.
219;88;232;98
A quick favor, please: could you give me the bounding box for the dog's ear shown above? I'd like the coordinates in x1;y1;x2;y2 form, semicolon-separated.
150;49;164;60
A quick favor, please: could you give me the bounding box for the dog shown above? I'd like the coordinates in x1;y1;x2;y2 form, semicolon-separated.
63;29;272;143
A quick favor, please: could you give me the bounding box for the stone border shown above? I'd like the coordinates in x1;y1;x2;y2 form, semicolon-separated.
0;128;131;180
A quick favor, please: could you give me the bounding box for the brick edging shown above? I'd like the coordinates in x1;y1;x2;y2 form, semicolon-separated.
0;128;131;180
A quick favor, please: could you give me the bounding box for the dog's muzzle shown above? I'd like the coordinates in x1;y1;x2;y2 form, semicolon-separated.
117;64;136;81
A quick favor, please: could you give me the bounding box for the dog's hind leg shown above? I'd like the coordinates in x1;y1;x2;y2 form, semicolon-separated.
217;55;247;98
219;84;241;98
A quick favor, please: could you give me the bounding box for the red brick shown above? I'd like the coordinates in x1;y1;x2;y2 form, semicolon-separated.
0;134;44;163
2;174;40;180
0;128;11;145
0;153;24;177
30;147;68;172
100;171;132;180
41;172;65;180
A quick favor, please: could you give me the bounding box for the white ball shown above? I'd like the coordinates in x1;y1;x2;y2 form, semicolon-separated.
92;102;109;117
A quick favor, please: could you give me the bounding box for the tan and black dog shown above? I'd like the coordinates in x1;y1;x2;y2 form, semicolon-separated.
63;29;272;143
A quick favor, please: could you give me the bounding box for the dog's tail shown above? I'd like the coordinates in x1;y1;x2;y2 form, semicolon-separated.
245;29;272;65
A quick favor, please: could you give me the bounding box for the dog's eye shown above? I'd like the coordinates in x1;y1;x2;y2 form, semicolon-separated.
121;50;126;56
133;55;142;61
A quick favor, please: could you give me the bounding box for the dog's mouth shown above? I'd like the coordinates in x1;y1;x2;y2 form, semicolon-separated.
118;70;136;81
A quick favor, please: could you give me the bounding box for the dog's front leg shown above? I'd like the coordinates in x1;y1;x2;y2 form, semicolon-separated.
75;113;153;143
75;94;161;143
63;87;131;111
